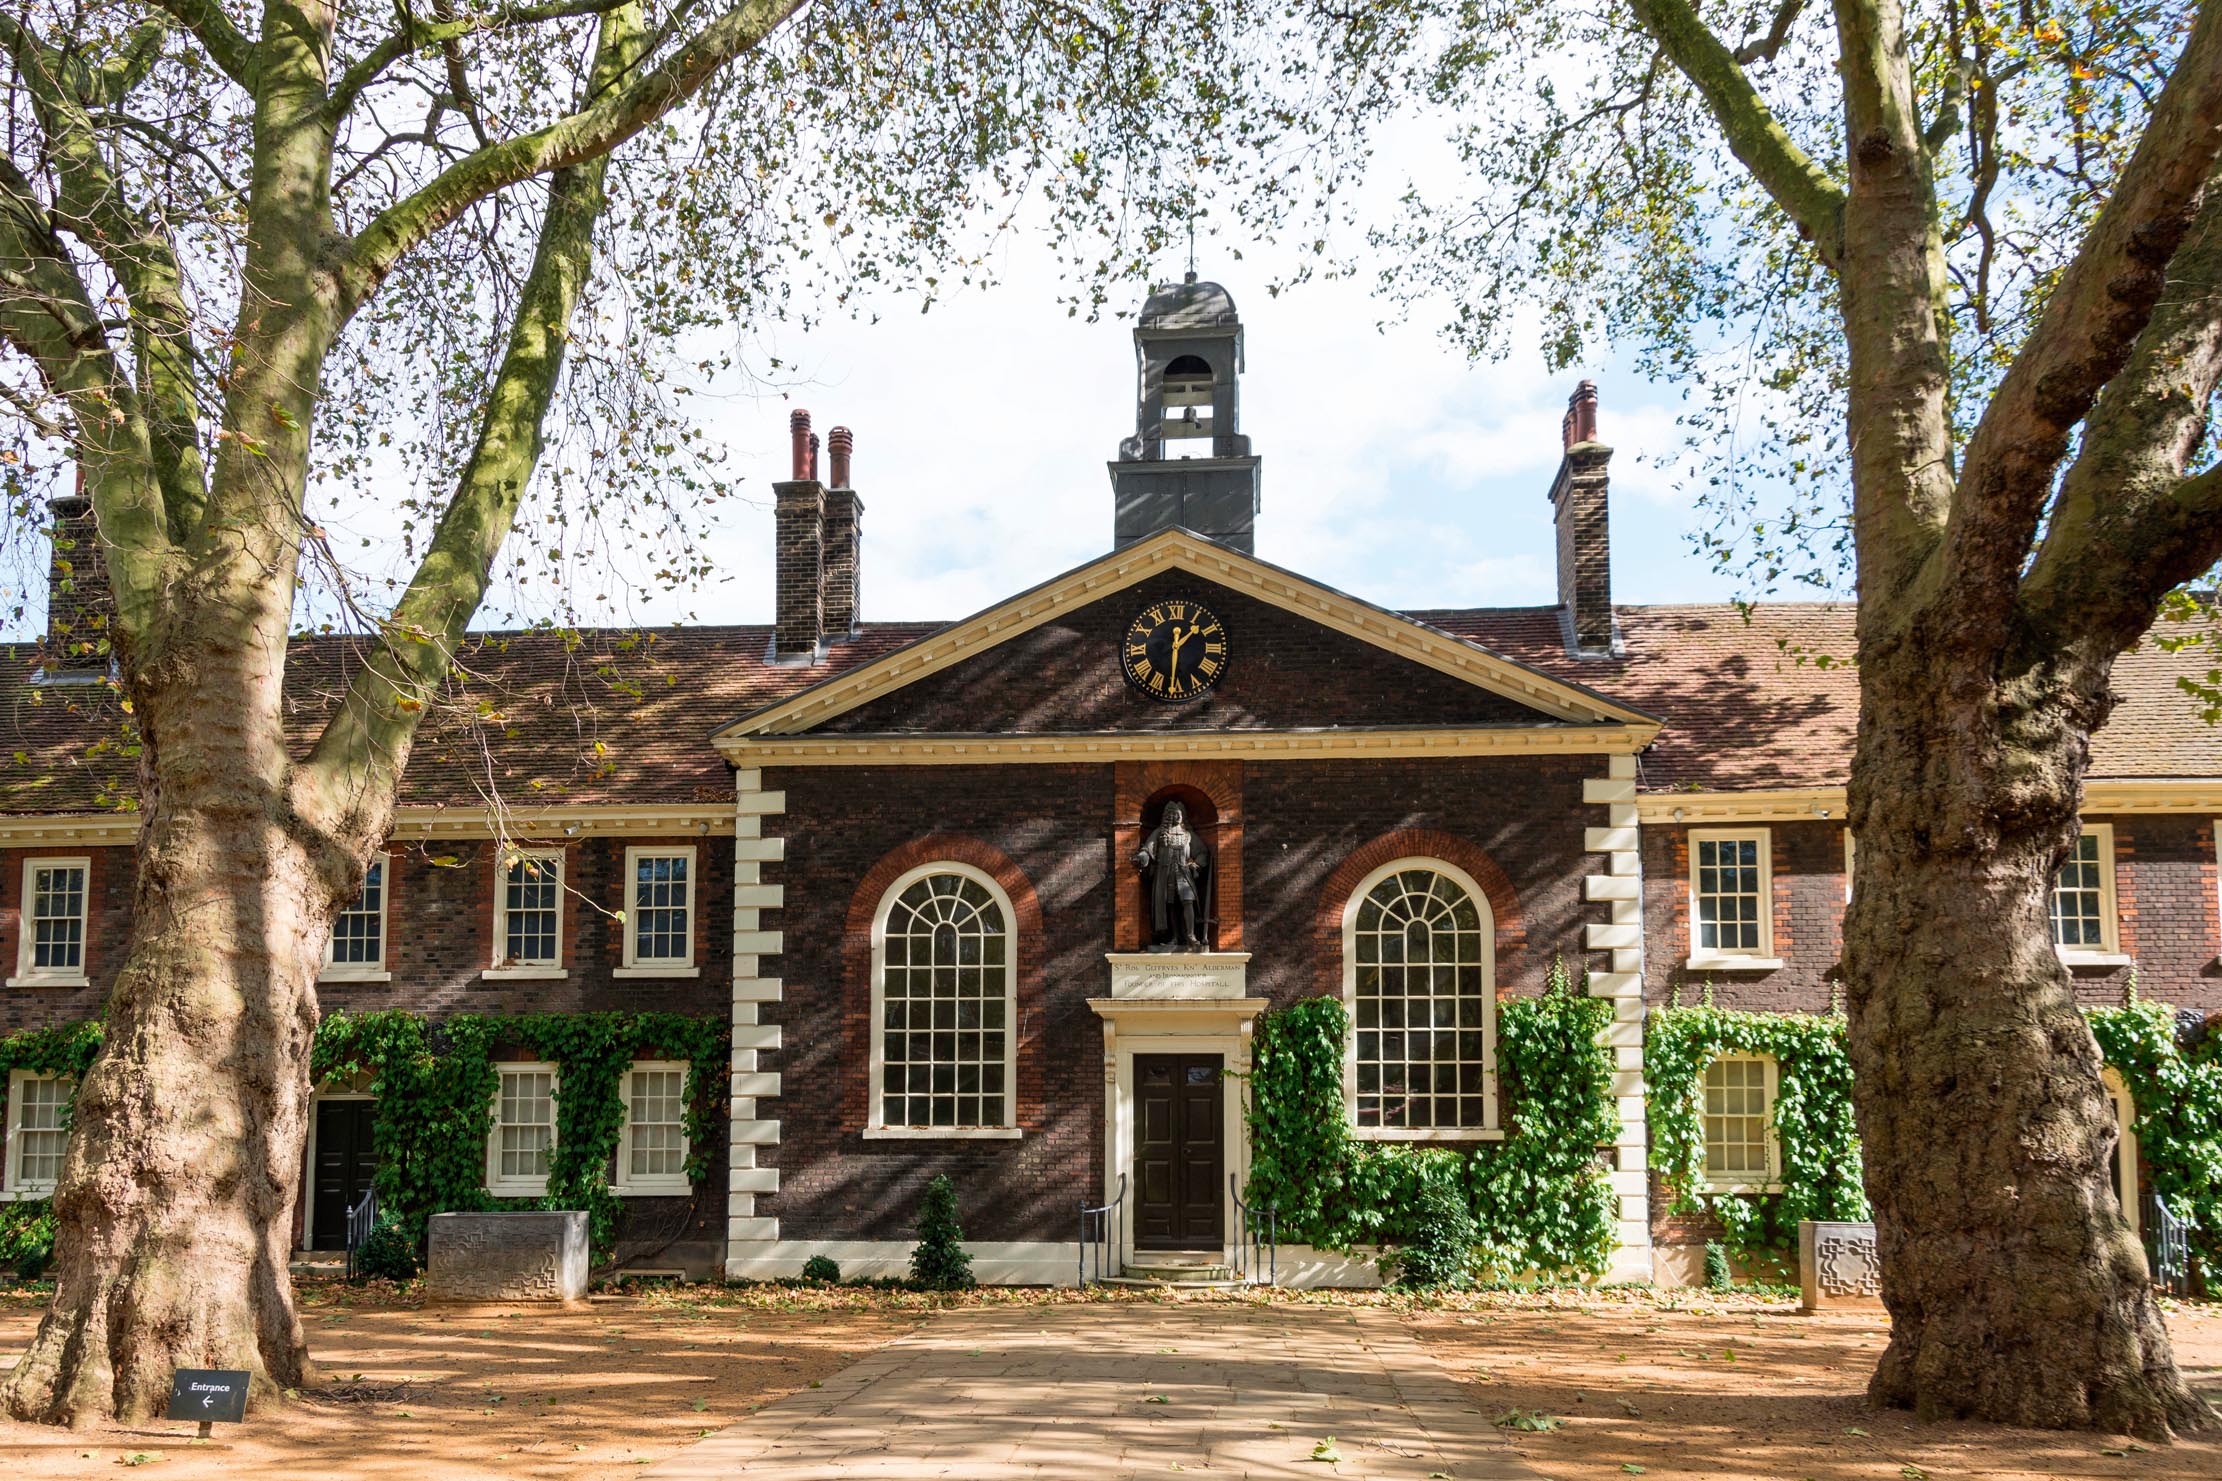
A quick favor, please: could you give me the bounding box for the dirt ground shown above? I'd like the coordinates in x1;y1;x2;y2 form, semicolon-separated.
1408;1288;2222;1481
0;1280;2214;1478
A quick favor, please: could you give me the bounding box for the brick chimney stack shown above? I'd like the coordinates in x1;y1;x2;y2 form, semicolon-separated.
44;473;110;675
1548;380;1615;657
821;428;863;640
773;410;826;661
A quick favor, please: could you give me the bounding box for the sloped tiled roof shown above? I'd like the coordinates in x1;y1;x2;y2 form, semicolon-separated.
0;598;2213;817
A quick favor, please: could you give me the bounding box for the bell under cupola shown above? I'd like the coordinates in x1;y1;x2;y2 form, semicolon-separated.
1109;275;1261;553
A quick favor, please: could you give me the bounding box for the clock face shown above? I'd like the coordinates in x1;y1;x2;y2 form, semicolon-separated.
1121;598;1228;703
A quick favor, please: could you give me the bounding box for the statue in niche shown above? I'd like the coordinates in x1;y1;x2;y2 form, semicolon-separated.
1134;800;1211;952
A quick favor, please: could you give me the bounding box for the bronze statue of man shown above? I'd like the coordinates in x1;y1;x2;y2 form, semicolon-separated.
1134;800;1209;951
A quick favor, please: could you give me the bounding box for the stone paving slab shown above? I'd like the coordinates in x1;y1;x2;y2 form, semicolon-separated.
646;1303;1541;1480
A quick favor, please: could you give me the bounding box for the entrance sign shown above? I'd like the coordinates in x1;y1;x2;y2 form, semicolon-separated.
166;1368;249;1429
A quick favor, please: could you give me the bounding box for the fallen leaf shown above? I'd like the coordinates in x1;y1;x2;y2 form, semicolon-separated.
1311;1437;1343;1462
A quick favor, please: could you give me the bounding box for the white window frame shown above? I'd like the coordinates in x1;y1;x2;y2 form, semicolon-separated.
1685;829;1782;971
1342;856;1501;1142
613;1060;693;1194
321;855;393;983
865;861;1022;1140
1700;1052;1783;1193
2051;823;2127;964
485;1061;559;1196
1843;829;1855;905
4;1069;68;1199
2101;1066;2141;1236
486;848;567;981
9;856;91;988
616;846;698;978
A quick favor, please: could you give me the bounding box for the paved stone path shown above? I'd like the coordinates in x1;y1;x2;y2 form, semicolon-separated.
646;1302;1540;1480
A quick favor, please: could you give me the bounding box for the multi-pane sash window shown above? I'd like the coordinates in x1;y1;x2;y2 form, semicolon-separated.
2050;826;2118;954
624;849;693;970
17;859;88;982
616;1062;689;1192
8;1073;67;1193
1702;1055;1776;1186
1691;831;1769;957
1349;864;1494;1133
326;860;386;974
874;868;1013;1130
488;1065;555;1194
498;852;563;968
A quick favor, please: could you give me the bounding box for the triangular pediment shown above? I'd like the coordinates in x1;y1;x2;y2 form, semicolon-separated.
715;530;1658;752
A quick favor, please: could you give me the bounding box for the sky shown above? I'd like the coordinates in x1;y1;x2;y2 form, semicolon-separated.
644;248;1741;631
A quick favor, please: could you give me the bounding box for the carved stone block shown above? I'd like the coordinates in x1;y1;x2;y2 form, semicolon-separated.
1798;1219;1884;1311
426;1210;589;1304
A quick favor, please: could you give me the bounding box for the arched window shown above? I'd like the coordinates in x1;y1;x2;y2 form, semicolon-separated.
1343;860;1496;1136
871;864;1017;1132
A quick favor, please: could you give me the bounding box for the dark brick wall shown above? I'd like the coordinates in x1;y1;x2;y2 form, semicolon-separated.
1551;448;1612;654
1639;814;2222;1014
773;479;825;659
816;572;1561;735
0;844;129;1033
1641;821;1848;1012
761;751;1608;1243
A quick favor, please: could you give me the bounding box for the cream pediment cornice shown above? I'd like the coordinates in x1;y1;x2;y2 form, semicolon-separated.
726;724;1654;767
715;528;1660;752
1633;779;2222;823
0;803;736;849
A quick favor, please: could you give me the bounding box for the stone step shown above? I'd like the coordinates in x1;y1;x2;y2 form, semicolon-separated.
1121;1260;1236;1283
1099;1275;1251;1292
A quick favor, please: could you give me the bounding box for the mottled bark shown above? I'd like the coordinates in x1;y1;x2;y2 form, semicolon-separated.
1844;635;2208;1438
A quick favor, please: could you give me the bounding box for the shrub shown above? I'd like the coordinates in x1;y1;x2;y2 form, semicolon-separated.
1395;1163;1477;1291
353;1215;421;1282
800;1254;841;1284
0;1200;56;1281
1704;1240;1733;1291
909;1174;975;1291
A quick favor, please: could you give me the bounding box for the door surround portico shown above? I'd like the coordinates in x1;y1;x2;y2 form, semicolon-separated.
1089;951;1264;1268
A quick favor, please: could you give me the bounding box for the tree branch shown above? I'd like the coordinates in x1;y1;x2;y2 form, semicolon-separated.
2016;181;2222;653
1622;0;1847;264
332;0;803;319
305;3;649;826
1732;0;1809;65
144;0;259;88
1932;2;2222;612
327;0;635;121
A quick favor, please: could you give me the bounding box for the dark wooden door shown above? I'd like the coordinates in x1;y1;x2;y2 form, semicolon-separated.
1133;1054;1223;1250
311;1099;379;1251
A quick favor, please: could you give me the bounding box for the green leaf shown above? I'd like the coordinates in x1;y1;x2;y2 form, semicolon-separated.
1309;1437;1343;1462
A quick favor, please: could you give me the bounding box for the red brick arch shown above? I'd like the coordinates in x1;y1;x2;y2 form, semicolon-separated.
841;835;1046;1131
1313;828;1527;999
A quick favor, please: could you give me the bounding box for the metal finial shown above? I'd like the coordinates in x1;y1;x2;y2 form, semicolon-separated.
1185;214;1197;285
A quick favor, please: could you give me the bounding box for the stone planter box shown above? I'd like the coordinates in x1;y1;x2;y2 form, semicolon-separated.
1798;1219;1884;1312
426;1210;589;1303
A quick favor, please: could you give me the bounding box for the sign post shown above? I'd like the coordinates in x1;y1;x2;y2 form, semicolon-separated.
165;1369;250;1440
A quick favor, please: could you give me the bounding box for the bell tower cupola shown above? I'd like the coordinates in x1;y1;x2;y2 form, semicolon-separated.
1109;275;1262;553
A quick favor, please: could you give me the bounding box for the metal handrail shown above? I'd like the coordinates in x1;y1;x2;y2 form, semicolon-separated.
1079;1174;1127;1287
344;1184;378;1280
2142;1190;2193;1297
1229;1172;1277;1287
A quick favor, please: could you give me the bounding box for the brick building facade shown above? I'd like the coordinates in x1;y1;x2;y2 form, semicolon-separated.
2;279;2216;1284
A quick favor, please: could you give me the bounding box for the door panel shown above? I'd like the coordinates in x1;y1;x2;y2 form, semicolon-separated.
310;1100;379;1251
1132;1054;1224;1251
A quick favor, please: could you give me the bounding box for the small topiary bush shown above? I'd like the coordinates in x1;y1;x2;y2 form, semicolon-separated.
800;1254;842;1284
0;1200;57;1282
909;1174;975;1291
353;1215;421;1282
1395;1161;1477;1291
1704;1240;1733;1291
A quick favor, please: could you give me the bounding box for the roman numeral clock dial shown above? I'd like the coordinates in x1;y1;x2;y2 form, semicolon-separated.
1121;599;1229;703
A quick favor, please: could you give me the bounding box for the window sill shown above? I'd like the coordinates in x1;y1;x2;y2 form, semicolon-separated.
4;974;88;989
487;1182;551;1198
1702;1180;1786;1196
320;968;393;984
1352;1127;1506;1143
482;966;568;981
614;1180;695;1197
0;1186;54;1202
861;1126;1024;1141
2057;949;2132;969
613;965;699;979
1683;955;1785;973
